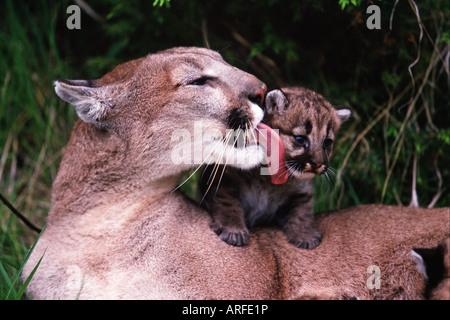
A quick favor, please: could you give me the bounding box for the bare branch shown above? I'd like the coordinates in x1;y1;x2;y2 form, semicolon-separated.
423;98;439;133
406;0;424;91
74;0;105;24
202;19;211;49
392;188;403;206
387;0;400;36
408;151;419;208
427;155;444;208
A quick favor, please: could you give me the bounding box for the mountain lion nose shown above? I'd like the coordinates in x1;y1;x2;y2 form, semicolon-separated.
249;85;267;107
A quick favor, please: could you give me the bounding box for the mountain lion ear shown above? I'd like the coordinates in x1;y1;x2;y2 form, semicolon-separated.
265;89;288;114
411;249;428;278
335;106;351;123
411;242;446;281
54;79;114;126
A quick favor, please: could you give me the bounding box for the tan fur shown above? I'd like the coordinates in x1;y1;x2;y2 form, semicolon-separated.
22;47;449;299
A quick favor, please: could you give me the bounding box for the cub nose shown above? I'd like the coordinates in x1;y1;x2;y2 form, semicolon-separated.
309;161;323;170
249;85;267;107
310;161;328;174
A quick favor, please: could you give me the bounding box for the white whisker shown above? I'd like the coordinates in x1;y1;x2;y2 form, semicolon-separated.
254;127;269;144
200;164;221;204
199;130;235;203
247;123;257;148
172;130;231;193
213;163;228;199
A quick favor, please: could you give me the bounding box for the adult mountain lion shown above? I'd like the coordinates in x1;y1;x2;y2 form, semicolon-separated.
22;47;449;299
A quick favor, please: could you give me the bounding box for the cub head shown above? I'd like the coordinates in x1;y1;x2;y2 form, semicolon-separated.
54;47;267;181
264;88;351;181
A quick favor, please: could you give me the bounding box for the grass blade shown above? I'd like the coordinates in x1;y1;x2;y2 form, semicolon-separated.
5;226;45;300
14;251;45;300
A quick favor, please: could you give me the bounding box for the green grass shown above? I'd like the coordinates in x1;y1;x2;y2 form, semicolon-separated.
0;217;28;299
0;219;43;300
0;0;74;299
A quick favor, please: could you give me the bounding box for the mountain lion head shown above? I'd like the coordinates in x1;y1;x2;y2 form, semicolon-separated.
54;47;267;184
264;87;351;181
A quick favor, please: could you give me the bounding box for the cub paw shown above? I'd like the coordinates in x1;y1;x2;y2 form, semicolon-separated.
210;222;249;247
287;230;322;250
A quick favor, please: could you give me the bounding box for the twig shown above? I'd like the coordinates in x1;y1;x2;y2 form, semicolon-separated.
422;98;439;133
384;0;399;45
0;193;42;234
381;132;404;203
25;144;47;213
8;138;18;196
427;155;444;209
202;19;210;49
0;132;12;185
392;188;403;206
408;151;419;207
74;0;105;24
406;0;424;91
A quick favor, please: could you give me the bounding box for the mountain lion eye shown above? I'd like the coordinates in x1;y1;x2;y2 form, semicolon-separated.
323;139;333;148
189;77;211;86
295;136;309;149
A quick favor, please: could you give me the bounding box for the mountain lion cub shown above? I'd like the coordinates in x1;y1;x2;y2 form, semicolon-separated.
201;88;350;249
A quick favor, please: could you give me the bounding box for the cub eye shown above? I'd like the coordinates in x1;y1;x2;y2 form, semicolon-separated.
189;76;212;86
295;135;309;149
323;139;333;148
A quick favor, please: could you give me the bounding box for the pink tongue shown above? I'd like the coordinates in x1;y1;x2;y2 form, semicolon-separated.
256;123;288;184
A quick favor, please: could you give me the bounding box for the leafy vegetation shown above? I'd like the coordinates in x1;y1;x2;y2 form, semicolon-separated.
0;0;448;298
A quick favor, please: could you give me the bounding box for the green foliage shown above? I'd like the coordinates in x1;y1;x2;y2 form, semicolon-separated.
0;220;43;300
0;0;72;298
338;0;363;10
437;129;450;146
441;31;450;44
153;0;171;7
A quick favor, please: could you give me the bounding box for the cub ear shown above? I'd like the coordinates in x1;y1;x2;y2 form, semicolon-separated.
335;106;351;123
54;79;114;126
265;89;288;114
